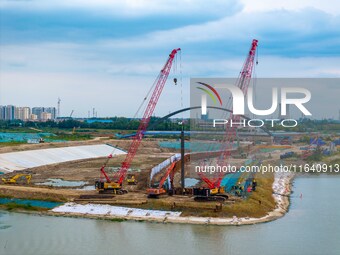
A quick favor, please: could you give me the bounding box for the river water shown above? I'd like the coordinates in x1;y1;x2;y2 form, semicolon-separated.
0;175;339;255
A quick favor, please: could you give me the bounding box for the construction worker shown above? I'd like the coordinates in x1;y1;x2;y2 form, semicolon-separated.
252;179;257;191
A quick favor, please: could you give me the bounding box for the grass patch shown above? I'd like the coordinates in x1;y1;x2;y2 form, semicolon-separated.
0;202;48;212
47;133;92;141
123;172;276;218
219;173;276;218
0;193;67;203
109;218;126;222
0;141;26;146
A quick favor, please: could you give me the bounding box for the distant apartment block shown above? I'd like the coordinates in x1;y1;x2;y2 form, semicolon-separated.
32;107;45;119
44;107;57;119
41;112;52;121
15;107;31;120
30;114;38;120
0;105;57;121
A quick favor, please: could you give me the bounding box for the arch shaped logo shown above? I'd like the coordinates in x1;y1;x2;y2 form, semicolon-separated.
196;82;223;115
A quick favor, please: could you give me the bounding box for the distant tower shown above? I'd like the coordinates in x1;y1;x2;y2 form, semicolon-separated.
93;108;95;118
57;97;61;118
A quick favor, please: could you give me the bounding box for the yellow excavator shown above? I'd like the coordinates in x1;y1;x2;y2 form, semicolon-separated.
127;174;137;185
1;174;32;185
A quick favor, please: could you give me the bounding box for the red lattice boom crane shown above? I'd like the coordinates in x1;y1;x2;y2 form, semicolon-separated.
95;48;181;194
198;39;258;192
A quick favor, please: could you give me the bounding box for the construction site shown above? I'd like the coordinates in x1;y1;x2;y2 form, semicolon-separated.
1;41;339;224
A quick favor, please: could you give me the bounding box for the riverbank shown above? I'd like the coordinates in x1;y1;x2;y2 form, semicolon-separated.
45;172;294;226
0;172;294;226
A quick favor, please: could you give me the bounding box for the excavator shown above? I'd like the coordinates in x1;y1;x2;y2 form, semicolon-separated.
95;48;181;194
127;174;137;185
2;174;32;185
147;161;177;198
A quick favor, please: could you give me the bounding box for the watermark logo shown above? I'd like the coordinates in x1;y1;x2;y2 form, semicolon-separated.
198;82;311;116
196;82;222;115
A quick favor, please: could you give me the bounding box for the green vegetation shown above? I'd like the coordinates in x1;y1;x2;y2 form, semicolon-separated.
0;202;47;212
0;141;26;146
129;173;276;218
47;133;91;141
0;117;190;132
109;218;126;222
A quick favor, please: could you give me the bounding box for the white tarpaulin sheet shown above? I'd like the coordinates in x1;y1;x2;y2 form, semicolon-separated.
149;153;181;182
0;144;126;173
52;202;182;218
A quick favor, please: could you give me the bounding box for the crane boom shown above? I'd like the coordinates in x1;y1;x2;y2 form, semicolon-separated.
98;48;180;187
146;161;177;197
157;161;176;189
236;39;258;95
198;40;258;190
216;39;258;187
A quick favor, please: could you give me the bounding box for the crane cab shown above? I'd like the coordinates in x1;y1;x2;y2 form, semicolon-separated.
210;187;225;195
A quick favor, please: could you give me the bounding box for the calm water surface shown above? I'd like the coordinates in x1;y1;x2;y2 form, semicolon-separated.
0;175;339;255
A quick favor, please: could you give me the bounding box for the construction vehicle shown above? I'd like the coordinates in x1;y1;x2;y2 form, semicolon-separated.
2;174;32;185
193;187;228;202
147;161;176;198
193;174;229;202
195;39;258;201
280;151;294;159
95;48;181;194
127;174;137;185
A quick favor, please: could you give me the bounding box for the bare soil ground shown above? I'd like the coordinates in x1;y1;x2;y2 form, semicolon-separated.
1;139;178;191
3;140;333;218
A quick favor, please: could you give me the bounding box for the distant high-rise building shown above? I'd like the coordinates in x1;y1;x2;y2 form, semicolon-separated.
15;107;31;120
41;112;52;121
45;107;57;119
1;105;57;121
5;105;16;120
0;106;5;120
30;114;38;121
32;107;45;120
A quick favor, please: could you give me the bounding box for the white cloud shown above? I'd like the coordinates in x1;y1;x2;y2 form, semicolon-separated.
241;0;340;15
1;2;340;118
0;0;241;18
1;40;340;119
96;7;340;55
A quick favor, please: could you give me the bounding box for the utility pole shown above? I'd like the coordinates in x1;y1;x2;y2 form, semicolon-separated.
181;126;185;192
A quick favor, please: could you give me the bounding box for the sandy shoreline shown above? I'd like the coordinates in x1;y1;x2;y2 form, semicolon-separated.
48;172;295;226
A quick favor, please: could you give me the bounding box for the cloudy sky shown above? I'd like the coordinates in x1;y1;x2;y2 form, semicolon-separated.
0;0;339;119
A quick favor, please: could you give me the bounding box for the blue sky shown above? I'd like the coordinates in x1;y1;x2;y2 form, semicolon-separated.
0;0;339;119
